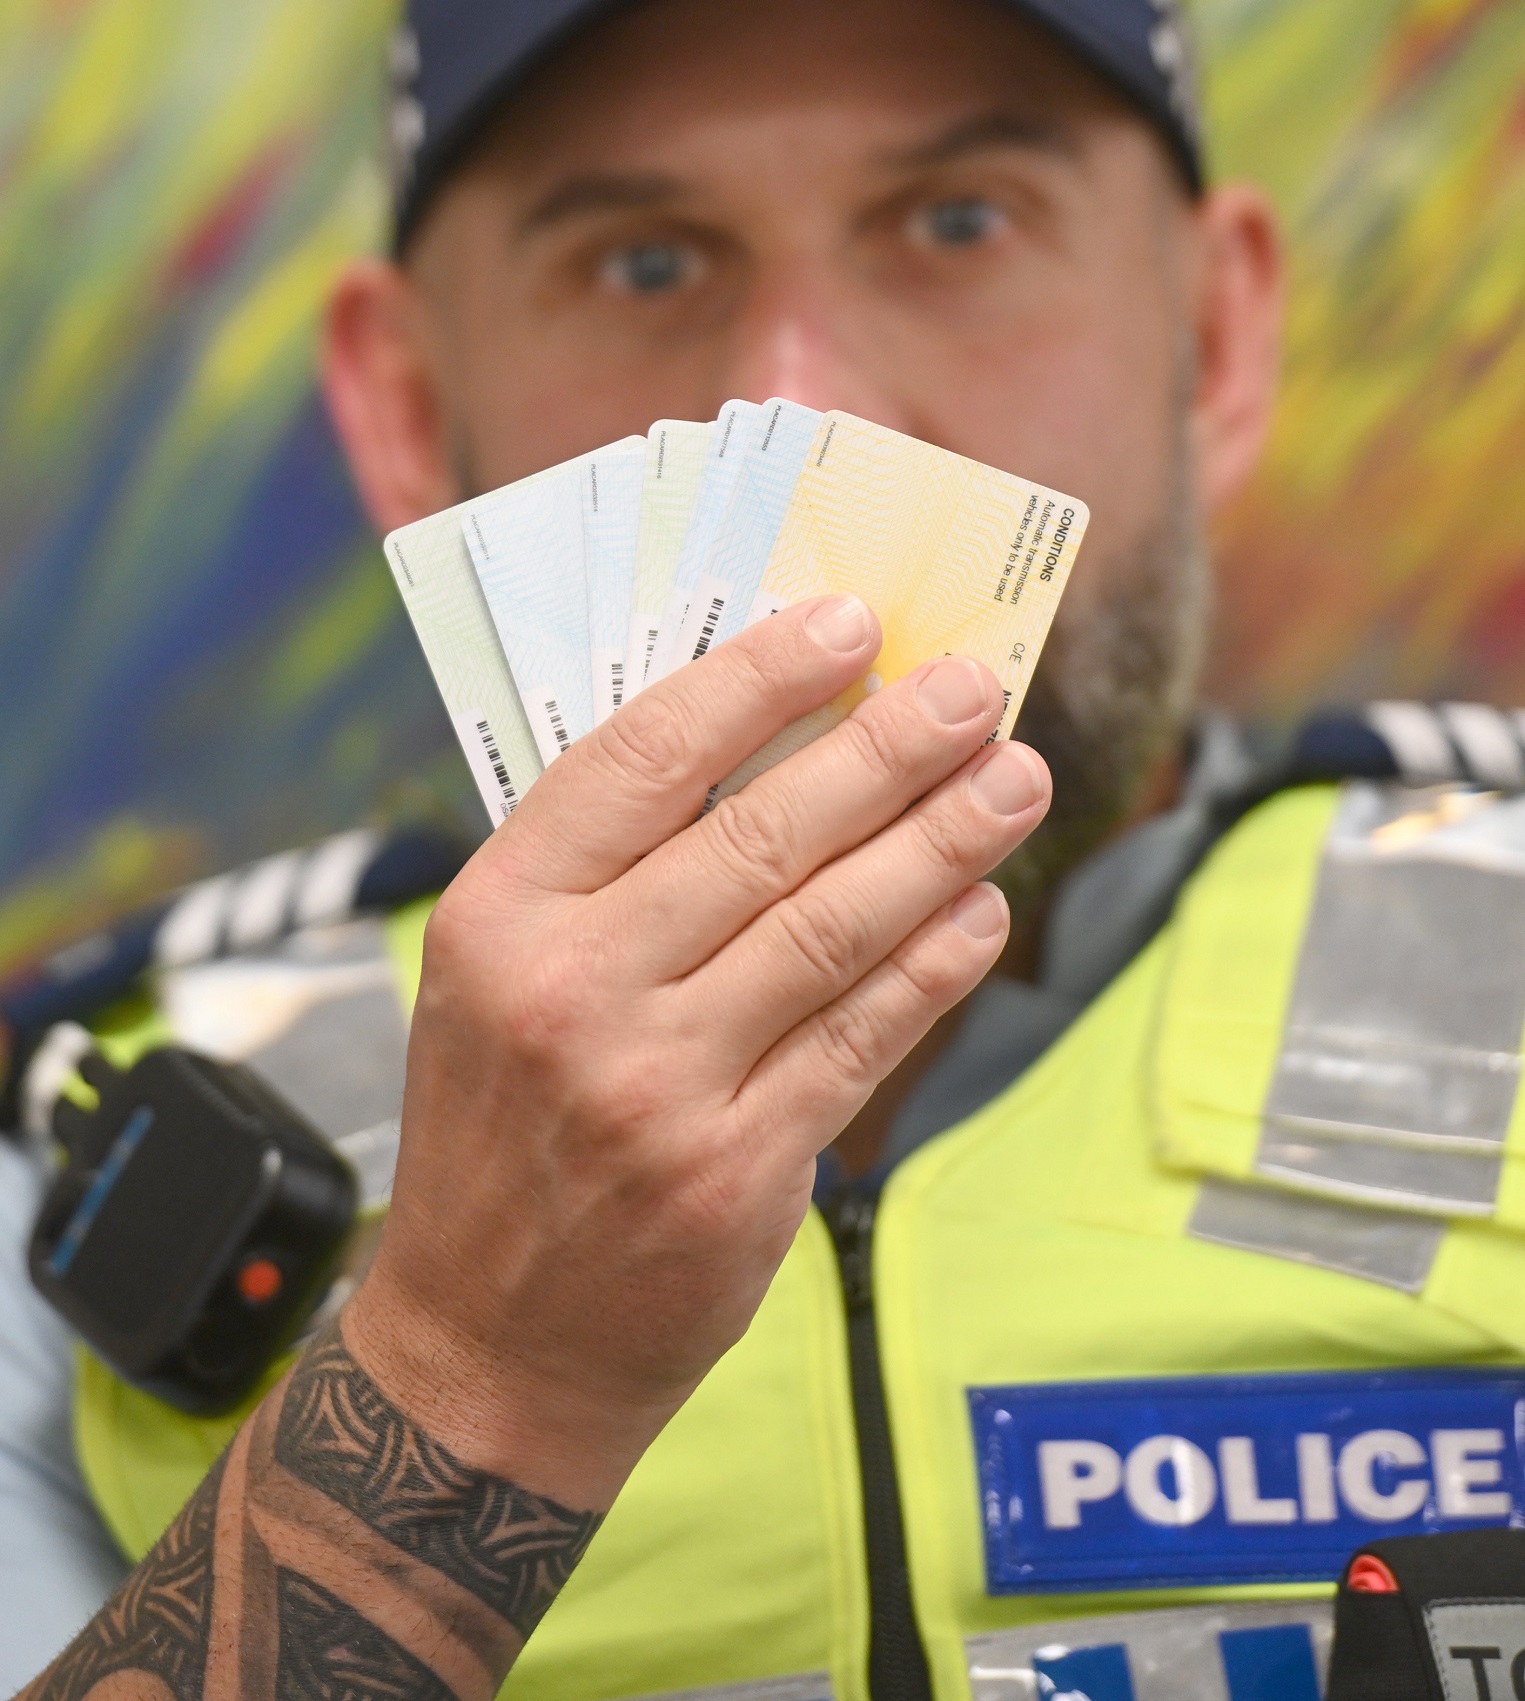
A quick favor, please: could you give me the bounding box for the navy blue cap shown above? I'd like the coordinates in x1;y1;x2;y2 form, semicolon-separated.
388;0;1204;252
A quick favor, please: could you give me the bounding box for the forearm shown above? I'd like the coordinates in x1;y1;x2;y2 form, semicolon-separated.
18;611;1041;1698
18;1317;604;1701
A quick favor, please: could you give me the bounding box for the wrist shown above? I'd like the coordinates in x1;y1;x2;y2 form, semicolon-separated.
342;1260;676;1513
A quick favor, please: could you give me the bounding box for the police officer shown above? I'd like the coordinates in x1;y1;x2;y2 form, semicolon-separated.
12;0;1525;1697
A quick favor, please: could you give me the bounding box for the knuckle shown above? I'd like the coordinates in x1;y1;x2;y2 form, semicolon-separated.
814;999;887;1087
419;893;462;968
419;885;492;989
777;892;869;983
728;624;800;701
891;935;960;1006
912;794;982;878
580;1054;665;1135
842;697;914;786
427;841;528;934
672;1146;748;1232
707;789;801;889
600;691;698;789
499;949;583;1057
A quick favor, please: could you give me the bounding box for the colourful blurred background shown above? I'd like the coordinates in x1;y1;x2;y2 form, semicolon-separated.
2;0;1524;978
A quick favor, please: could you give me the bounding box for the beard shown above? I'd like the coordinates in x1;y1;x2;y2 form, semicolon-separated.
993;432;1212;919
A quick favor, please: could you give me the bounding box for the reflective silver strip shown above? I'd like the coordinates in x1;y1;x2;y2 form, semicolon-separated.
616;1675;833;1701
1367;702;1460;783
153;830;383;969
226;850;307;951
1256;1128;1501;1216
1441;703;1525;790
294;828;381;928
1189;1178;1445;1293
161;918;408;1148
245;979;408;1147
154;871;238;968
1253;783;1525;1216
967;1599;1331;1701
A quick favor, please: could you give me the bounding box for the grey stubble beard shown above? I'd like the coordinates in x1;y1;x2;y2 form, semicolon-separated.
993;423;1212;920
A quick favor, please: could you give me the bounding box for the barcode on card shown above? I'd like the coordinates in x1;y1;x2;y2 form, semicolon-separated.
611;660;624;709
476;720;520;809
692;593;726;659
544;697;571;752
453;709;522;823
643;625;659;681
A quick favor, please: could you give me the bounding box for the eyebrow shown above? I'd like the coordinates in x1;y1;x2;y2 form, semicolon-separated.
515;110;1075;237
518;172;689;234
883;111;1077;172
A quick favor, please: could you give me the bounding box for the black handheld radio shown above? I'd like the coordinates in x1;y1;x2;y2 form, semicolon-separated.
29;1046;357;1414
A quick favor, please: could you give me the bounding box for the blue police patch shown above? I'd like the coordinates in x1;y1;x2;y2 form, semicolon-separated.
968;1367;1525;1592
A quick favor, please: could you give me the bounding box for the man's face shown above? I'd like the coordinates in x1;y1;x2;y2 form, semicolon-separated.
332;0;1281;901
410;0;1190;523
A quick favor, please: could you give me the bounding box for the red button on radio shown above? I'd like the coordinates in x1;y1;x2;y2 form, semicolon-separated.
236;1256;283;1306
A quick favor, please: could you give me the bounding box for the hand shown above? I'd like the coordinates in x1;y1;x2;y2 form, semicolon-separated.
345;595;1050;1507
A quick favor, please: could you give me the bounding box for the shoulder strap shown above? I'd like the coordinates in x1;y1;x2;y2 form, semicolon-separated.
0;825;468;1126
1045;701;1525;1012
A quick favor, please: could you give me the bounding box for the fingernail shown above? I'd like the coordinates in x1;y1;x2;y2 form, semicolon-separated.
805;594;873;653
970;742;1044;815
950;883;1008;940
917;656;990;725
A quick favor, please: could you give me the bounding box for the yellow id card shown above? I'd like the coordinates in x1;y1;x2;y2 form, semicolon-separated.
764;411;1087;733
724;412;1089;791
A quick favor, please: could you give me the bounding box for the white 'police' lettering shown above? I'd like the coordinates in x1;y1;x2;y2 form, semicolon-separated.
1338;1428;1428;1522
1126;1435;1217;1526
1037;1440;1121;1530
1434;1428;1513;1519
1296;1431;1338;1523
1219;1435;1298;1523
1037;1427;1512;1531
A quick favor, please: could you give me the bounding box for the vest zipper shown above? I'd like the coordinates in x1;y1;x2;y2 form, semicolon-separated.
825;1186;935;1701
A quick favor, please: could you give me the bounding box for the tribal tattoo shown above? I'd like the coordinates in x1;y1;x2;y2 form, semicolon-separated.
27;1456;225;1701
19;1321;605;1701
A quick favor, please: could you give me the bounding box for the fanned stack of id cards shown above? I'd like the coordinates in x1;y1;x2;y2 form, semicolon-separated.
383;401;1090;826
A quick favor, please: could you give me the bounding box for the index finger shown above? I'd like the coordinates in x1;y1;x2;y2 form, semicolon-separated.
501;595;881;893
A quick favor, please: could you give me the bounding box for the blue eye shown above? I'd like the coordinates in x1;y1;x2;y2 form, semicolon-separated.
602;242;693;294
919;198;1003;248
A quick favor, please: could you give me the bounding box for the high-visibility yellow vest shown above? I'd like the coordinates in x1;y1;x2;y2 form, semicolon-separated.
73;783;1525;1700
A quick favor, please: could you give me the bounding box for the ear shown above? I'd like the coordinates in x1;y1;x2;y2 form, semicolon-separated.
320;259;461;534
1185;182;1284;515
